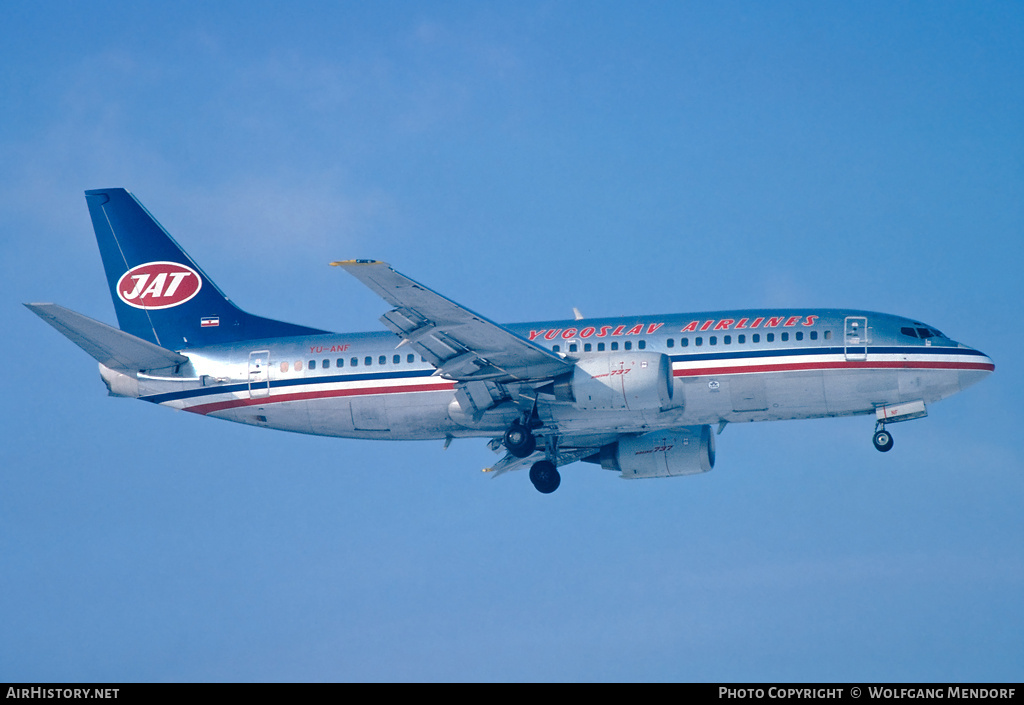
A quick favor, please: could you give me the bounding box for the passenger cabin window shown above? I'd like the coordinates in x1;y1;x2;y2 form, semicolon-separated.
611;342;619;351
767;333;774;342
681;338;689;347
624;341;632;351
350;357;358;367
407;354;415;363
738;334;745;344
695;337;703;346
569;343;578;353
795;332;803;341
337;358;345;367
597;342;605;351
323;359;330;369
781;332;789;342
752;334;760;343
393;355;400;364
638;340;646;350
584;343;592;352
824;330;832;340
810;331;818;341
308;360;316;370
667;338;674;348
379;355;386;365
724;335;731;345
280;361;289;373
365;356;372;366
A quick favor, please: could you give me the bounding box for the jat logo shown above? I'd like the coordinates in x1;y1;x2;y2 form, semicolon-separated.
116;261;202;309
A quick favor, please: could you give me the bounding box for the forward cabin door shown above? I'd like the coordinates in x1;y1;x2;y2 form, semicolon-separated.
844;317;868;361
248;350;271;398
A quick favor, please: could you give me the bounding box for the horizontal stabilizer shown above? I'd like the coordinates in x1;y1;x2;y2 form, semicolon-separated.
25;303;188;373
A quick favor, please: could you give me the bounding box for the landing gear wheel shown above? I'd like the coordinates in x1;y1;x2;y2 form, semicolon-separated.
504;423;536;458
529;460;561;494
873;429;894;452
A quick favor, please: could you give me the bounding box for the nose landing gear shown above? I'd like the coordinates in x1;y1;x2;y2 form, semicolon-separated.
873;424;894;452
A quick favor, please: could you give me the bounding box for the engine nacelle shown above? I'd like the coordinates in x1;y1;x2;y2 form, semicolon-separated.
605;426;716;479
560;352;674;411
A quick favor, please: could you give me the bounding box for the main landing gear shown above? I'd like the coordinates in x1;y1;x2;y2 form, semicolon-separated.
503;420;561;493
503;421;536;458
872;423;894;452
529;460;561;494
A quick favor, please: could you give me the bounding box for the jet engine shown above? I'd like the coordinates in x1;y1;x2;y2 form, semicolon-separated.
590;426;716;478
555;352;674;411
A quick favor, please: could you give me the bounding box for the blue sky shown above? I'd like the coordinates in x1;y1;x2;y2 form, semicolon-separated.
2;1;1022;682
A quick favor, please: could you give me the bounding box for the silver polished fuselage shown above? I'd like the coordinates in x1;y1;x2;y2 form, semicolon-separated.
119;308;992;443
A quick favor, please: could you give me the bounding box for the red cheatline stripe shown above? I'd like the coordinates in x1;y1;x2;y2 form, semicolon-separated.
673;360;994;377
184;381;455;416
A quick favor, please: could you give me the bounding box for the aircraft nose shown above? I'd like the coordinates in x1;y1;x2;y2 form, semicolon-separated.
959;346;994;391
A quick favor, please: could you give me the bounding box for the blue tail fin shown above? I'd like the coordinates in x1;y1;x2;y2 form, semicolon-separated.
86;188;328;348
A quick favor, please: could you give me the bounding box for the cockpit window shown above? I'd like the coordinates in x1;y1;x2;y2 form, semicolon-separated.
903;326;945;340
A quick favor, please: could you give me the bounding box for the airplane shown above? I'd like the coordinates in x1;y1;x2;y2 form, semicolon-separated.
26;188;995;493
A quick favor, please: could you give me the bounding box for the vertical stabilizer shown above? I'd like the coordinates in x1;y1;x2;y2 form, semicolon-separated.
85;188;327;347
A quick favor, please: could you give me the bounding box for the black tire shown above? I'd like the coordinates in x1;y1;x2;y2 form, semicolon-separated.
529;460;561;494
873;429;894;453
504;423;536;458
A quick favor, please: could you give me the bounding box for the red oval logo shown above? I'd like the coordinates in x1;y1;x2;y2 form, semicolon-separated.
116;261;203;310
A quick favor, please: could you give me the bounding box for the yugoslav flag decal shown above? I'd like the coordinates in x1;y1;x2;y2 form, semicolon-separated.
116;261;203;310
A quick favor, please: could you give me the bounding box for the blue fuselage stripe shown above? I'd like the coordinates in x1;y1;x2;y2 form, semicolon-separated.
668;345;979;364
143;368;437;404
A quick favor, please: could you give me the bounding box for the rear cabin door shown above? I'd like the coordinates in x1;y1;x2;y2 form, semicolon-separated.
844;317;868;361
248;350;271;398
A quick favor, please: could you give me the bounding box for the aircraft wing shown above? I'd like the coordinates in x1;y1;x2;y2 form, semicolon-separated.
484;446;597;478
332;260;574;383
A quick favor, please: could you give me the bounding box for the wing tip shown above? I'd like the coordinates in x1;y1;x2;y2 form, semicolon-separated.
330;259;386;267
